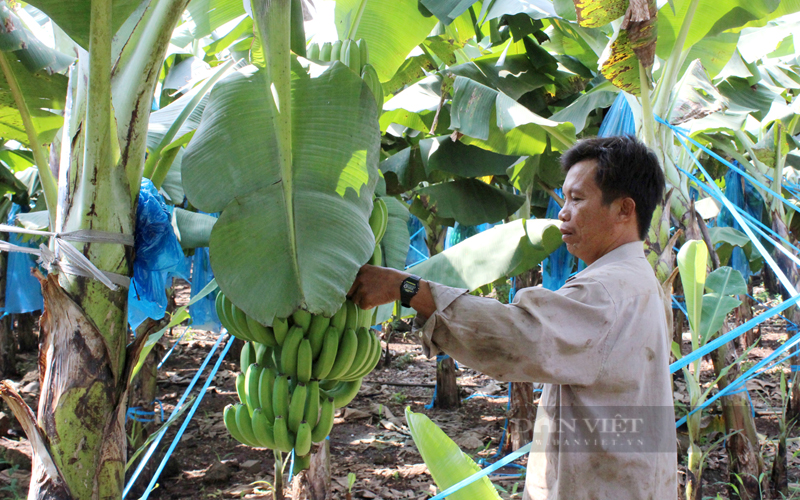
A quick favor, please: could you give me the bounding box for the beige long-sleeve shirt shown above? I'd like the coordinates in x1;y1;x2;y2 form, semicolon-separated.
415;241;677;500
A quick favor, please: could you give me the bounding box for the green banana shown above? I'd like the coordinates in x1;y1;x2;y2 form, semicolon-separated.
330;304;347;337
319;379;338;391
343;327;372;379
215;292;233;332
240;341;255;371
255;342;273;369
330;40;342;62
236;372;247;406
357;38;368;66
368;197;388;246
351;330;382;379
252;408;276;448
368;244;382;267
272;415;294;453
305;380;320;427
221;294;250;340
273;317;290;345
360;63;384;113
235;403;259;446
311;397;335;443
295;421;312;456
325;328;359;380
272;345;283;374
344;300;360;332
246;315;278;347
230;303;254;341
288;382;307;433
340;39;360;73
281;326;305;378
306;42;320;60
319;41;332;61
296;339;313;383
245;363;262;411
293;453;311;474
324;379;363;408
312;327;340;380
259;368;276;423
307;314;330;355
272;374;290;418
292;309;312;333
223;404;252;446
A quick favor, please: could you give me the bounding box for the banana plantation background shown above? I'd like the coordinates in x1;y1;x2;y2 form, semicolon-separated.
0;0;798;498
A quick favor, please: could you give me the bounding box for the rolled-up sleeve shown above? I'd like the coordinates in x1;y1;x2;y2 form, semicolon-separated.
414;279;617;386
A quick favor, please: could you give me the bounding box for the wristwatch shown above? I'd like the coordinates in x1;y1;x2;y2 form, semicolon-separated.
400;275;421;308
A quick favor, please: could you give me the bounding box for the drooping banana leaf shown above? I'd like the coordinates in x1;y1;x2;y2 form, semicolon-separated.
450;76;576;155
418;179;526;226
408;218;562;290
406;407;503;500
173;208;217;249
380;196;410;271
182;58;380;324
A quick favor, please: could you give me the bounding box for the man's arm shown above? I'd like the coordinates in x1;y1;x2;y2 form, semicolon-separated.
347;265;435;318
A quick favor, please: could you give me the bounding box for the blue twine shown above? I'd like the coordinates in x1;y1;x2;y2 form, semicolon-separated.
157;326;191;370
123;330;229;498
126;400;165;423
746;292;798;330
287;449;296;483
139;333;233;499
664;119;800;219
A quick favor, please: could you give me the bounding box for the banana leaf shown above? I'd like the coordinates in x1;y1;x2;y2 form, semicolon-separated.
406;407;503;500
677;239;708;338
182;58;381;324
408;218;562;291
699;267;746;344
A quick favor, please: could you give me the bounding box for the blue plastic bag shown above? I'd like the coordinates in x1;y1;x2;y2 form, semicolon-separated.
406;214;430;268
716;166;764;279
189;247;221;332
598;93;635;138
128;179;184;330
4;204;43;315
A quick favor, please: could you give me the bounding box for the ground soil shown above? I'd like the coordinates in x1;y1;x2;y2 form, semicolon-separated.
0;282;799;499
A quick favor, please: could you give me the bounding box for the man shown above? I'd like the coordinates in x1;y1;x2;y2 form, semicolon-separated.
348;136;678;499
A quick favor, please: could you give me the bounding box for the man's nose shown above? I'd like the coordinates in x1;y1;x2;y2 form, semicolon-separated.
558;205;569;221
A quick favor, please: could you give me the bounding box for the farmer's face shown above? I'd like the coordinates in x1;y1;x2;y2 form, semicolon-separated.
557;160;622;265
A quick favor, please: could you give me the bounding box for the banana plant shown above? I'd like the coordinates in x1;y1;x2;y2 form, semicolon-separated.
675;239;751;499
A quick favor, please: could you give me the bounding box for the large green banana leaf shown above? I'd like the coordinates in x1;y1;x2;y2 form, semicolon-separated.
24;0;141;49
182;60;380;324
418;179;526;226
656;0;781;60
450;76;575;155
406;407;503;500
380;136;521;194
408;218;562;290
0;5;69;145
335;0;438;82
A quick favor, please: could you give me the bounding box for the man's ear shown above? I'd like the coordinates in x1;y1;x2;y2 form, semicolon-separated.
619;197;636;220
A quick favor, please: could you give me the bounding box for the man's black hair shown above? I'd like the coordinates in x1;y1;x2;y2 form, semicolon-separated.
560;135;665;240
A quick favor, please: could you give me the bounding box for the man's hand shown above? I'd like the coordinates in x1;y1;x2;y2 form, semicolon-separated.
347;265;436;318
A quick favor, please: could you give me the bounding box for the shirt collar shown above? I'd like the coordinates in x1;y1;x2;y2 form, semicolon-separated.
566;241;646;282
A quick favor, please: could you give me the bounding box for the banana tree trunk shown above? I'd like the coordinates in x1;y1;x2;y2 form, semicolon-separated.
503;382;535;454
434;356;460;409
711;323;764;500
0;241;16;377
288;441;331;499
0;0;189;497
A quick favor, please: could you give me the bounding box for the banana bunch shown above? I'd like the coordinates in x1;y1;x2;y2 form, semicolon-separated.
306;38;383;113
220;198;390;471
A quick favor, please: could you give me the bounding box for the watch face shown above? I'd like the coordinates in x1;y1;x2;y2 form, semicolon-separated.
403;282;415;293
